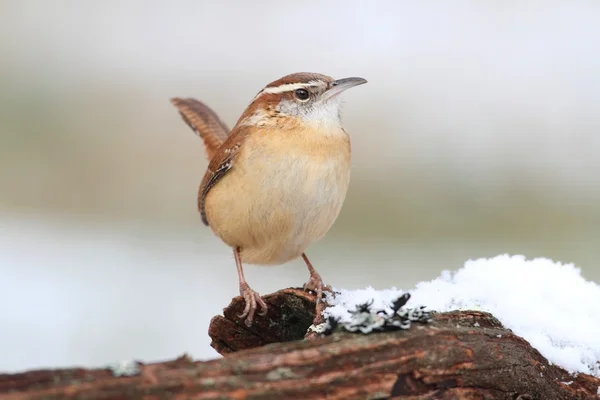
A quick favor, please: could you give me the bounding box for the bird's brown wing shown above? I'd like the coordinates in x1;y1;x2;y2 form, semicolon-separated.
197;126;250;226
171;97;230;160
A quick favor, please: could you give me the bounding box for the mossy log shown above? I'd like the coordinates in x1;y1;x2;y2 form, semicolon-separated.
1;288;599;400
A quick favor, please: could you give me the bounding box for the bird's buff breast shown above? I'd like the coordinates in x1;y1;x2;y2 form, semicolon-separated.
204;131;351;265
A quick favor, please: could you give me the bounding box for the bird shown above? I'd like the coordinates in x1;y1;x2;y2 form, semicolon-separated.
171;72;367;326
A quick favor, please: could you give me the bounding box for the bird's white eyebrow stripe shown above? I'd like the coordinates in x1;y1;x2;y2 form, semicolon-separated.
260;80;327;94
251;80;327;102
261;82;318;94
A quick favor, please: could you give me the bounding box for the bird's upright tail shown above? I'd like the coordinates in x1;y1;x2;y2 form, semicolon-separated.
170;98;230;160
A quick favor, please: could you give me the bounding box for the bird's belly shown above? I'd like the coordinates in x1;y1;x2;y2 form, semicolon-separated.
205;152;350;265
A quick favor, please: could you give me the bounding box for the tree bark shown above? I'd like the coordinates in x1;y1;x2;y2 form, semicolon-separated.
1;288;599;400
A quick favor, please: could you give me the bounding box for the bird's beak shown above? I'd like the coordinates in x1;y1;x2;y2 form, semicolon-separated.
323;77;368;101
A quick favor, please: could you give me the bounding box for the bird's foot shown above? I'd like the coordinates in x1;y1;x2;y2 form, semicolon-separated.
238;282;268;327
303;272;332;305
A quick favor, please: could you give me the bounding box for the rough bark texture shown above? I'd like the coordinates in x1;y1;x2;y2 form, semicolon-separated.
2;288;599;400
208;288;328;354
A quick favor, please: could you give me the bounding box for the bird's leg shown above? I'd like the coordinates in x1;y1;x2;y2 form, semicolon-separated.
234;247;268;327
301;253;332;304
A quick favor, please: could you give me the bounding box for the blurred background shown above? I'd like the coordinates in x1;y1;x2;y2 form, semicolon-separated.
1;0;599;372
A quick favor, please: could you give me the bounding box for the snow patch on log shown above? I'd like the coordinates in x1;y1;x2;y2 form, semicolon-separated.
318;254;600;379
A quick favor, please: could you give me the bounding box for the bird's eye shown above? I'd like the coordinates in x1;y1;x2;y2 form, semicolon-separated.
294;88;310;101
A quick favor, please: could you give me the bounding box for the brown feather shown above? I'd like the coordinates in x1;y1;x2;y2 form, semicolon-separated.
170;97;230;159
263;72;333;88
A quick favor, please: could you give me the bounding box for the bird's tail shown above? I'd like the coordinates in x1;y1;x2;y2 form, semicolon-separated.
170;97;230;160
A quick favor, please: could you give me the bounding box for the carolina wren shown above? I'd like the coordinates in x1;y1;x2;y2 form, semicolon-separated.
171;72;367;326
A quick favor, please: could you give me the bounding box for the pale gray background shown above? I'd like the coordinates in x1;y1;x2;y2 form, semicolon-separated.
1;0;599;372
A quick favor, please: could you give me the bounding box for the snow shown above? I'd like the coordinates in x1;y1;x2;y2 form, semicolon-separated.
323;287;418;324
108;360;140;377
323;254;600;379
314;292;430;335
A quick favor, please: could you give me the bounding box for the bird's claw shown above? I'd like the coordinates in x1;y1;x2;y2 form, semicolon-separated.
238;283;268;327
303;272;332;305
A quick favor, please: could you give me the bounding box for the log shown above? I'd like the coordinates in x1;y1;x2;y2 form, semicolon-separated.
1;288;599;400
208;288;328;354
